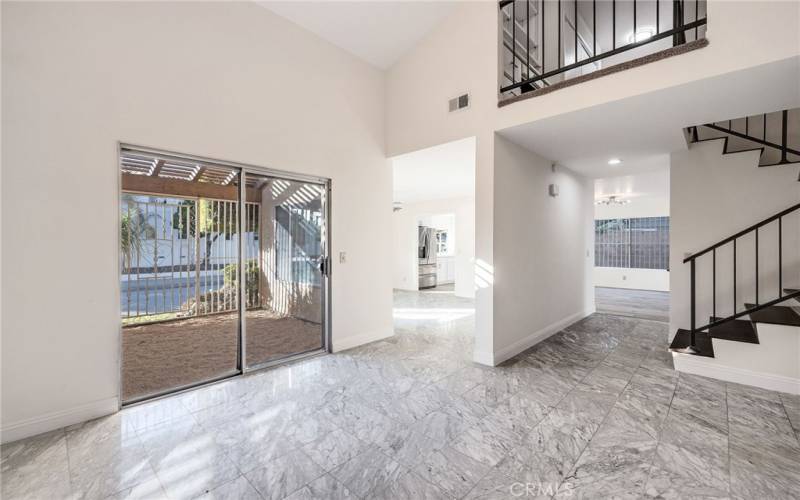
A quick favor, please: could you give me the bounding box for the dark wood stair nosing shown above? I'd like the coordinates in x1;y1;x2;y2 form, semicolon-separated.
708;317;760;344
745;303;800;327
669;329;715;357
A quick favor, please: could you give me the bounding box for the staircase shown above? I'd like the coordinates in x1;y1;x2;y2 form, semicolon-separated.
670;202;800;361
670;109;800;388
687;108;800;179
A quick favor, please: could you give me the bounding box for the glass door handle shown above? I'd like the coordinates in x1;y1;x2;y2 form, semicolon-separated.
319;257;329;276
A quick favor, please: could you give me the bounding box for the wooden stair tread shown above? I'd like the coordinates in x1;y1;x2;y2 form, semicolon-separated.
745;304;800;327
708;317;759;344
669;329;715;357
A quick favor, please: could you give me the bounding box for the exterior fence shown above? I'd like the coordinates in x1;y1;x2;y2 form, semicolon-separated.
120;194;260;323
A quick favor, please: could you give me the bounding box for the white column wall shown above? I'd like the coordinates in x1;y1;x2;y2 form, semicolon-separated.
492;135;595;364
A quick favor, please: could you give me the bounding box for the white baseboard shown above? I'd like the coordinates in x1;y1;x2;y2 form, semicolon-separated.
332;329;394;353
673;354;800;395
492;308;595;366
473;349;495;366
1;396;119;444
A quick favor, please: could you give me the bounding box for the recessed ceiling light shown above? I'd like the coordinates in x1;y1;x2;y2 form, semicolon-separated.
607;158;622;165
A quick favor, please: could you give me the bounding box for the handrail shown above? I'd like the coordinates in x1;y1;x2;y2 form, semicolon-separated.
681;201;800;353
693;290;800;333
683;202;800;262
700;123;800;157
499;0;707;97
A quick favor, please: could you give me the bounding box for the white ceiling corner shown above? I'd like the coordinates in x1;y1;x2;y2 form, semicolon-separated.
257;1;458;69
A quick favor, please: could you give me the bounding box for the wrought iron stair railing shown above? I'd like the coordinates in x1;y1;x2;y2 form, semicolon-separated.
688;109;800;168
677;202;800;355
499;0;707;99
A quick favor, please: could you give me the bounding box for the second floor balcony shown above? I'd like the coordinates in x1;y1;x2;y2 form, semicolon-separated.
500;0;708;102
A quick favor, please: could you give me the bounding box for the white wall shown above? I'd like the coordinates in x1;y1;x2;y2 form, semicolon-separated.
387;1;800;158
594;268;670;292
385;0;799;366
1;2;393;442
594;169;671;291
392;198;476;299
670;140;800;387
594;169;670;219
392;208;419;293
492;135;595;364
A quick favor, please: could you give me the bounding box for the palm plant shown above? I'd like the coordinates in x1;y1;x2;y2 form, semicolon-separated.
120;197;156;274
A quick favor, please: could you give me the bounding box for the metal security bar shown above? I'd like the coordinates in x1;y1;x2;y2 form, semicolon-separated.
120;194;260;324
595;216;669;270
500;0;707;98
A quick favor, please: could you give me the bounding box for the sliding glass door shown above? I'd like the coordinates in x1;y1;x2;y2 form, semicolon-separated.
243;173;327;369
119;152;242;403
119;146;329;404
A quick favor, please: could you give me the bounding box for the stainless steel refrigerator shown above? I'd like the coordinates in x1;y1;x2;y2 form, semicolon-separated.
418;226;437;289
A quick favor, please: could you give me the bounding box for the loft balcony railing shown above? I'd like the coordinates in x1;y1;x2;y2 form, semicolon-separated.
499;0;707;100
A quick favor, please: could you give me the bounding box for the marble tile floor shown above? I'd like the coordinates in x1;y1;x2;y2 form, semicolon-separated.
2;288;799;499
594;287;670;323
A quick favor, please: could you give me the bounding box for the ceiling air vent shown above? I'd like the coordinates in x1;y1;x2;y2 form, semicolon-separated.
449;93;470;112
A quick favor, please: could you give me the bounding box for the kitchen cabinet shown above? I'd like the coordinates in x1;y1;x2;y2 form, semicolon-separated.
436;256;455;284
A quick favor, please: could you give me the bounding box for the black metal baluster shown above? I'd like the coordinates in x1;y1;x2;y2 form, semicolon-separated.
558;0;562;68
527;0;530;81
745;116;749;135
755;227;759;305
733;238;737;313
512;1;517;85
498;0;709;95
542;0;546;75
778;217;783;297
612;0;616;49
712;248;716;319
574;0;578;63
592;0;597;56
673;0;685;46
690;258;697;351
695;0;699;39
781;110;788;163
763;113;767;141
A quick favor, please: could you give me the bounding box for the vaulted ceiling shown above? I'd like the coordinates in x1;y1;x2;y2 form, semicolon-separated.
257;1;457;69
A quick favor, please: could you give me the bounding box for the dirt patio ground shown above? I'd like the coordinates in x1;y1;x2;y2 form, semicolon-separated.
122;309;322;401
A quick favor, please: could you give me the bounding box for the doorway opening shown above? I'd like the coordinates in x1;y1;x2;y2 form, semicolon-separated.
119;146;329;404
390;137;476;357
593;168;670;322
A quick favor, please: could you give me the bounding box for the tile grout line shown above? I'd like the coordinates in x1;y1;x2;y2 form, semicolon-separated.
553;338;657;496
726;382;732;499
778;393;800;447
637;357;681;498
460;319;642;499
